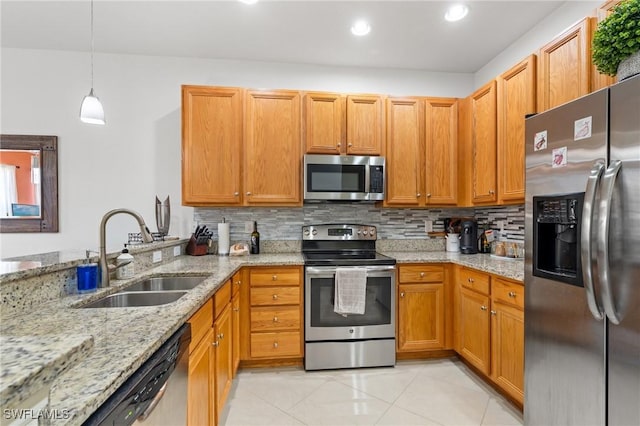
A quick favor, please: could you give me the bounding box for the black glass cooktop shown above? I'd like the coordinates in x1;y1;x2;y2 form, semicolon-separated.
303;251;396;266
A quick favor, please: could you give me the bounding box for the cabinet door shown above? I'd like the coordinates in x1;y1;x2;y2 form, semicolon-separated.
459;287;491;375
471;81;498;204
497;55;536;204
187;328;214;426
491;301;524;404
538;18;592;112
592;1;621;91
182;86;243;206
456;96;473;207
425;98;458;205
304;92;344;154
214;306;232;423
244;90;301;205
385;97;423;206
232;293;240;377
346;95;384;155
398;283;445;352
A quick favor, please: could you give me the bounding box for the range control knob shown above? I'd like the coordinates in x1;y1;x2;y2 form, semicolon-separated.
304;229;310;236
369;228;376;237
363;230;368;236
312;229;318;236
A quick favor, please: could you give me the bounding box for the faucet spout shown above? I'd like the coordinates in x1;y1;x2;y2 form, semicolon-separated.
99;208;154;287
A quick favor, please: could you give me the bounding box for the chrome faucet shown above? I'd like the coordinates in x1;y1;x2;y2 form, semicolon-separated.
99;208;154;287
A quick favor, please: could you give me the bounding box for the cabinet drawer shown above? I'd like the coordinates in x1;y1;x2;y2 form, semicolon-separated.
214;280;231;319
399;265;444;283
188;299;213;353
460;268;490;295
250;332;302;358
492;278;524;309
251;306;300;331
251;286;300;306
250;268;300;287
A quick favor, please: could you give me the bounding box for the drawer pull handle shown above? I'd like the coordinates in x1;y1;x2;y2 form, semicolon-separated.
273;342;279;349
420;272;425;277
491;310;497;315
273;316;278;322
508;291;517;298
272;275;278;281
481;305;488;311
273;294;278;300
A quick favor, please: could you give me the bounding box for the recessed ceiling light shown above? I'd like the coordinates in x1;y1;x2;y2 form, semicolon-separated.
238;0;258;4
445;4;469;22
351;19;371;36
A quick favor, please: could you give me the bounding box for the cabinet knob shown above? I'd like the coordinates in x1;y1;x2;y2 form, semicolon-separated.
272;275;278;281
468;278;474;283
212;341;219;347
400;292;405;298
235;280;241;286
481;305;488;311
246;191;252;195
489;190;495;195
233;307;239;312
491;310;497;315
273;316;278;322
234;192;239;196
273;342;279;349
337;142;341;147
420;272;425;277
508;291;517;298
417;193;421;197
348;143;353;147
427;193;432;198
273;294;278;300
217;333;224;340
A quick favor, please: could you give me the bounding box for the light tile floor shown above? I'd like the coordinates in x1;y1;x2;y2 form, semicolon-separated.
220;358;523;426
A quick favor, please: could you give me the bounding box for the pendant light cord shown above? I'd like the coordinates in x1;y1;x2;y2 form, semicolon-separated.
90;0;94;89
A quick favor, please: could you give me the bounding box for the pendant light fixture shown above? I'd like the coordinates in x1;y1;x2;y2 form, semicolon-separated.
80;0;105;125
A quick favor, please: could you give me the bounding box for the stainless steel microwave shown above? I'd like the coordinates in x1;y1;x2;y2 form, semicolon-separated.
303;154;385;201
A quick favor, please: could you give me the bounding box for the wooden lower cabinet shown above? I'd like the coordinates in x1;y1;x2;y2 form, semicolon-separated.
491;300;524;404
187;305;215;426
231;293;240;377
214;305;232;423
398;283;445;351
459;286;491;375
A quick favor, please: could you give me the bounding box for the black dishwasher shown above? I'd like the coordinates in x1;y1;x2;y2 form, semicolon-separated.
83;323;191;426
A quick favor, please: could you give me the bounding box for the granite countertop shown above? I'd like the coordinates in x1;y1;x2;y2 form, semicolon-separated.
0;250;522;425
381;251;524;282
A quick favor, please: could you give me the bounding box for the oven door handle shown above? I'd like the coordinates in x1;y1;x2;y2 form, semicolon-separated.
305;265;396;275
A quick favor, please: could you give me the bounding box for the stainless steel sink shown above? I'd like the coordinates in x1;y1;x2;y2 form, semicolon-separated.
80;291;188;308
123;275;208;292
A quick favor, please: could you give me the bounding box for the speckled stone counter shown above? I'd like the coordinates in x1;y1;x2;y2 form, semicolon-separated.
0;335;94;410
0;253;303;426
0;250;523;425
381;251;524;282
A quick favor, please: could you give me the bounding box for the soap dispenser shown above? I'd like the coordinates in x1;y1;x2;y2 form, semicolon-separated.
116;245;135;279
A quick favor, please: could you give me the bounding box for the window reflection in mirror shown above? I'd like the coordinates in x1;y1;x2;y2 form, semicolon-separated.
0;135;58;233
0;149;42;218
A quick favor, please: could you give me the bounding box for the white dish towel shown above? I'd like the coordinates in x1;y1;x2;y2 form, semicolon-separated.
334;267;367;316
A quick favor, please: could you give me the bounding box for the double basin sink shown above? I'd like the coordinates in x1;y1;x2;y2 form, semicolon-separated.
80;276;208;308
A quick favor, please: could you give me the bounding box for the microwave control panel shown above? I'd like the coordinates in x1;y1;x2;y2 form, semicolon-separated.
370;166;384;194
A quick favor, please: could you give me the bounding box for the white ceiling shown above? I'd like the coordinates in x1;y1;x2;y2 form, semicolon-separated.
1;0;566;73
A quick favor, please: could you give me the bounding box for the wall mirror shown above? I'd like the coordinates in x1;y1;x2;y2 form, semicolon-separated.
0;135;58;233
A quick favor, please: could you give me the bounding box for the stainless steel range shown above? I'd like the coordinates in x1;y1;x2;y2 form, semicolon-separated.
303;224;396;371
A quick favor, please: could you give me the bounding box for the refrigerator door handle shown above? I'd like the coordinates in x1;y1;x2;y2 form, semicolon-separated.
582;160;606;320
597;160;623;325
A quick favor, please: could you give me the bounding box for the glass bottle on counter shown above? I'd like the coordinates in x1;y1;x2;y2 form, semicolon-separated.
250;221;260;254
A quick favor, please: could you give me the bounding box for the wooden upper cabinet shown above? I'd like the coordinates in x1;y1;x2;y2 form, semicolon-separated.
424;98;458;205
244;90;302;206
497;55;537;204
304;92;344;154
471;81;498;204
538;18;593;112
456;96;473;207
182;86;243;206
385;97;423;206
346;95;385;155
592;1;622;91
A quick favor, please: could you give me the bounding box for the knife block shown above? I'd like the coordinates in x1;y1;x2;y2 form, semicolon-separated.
186;235;208;256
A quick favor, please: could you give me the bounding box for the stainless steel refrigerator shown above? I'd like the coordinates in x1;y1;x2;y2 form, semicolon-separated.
524;74;640;426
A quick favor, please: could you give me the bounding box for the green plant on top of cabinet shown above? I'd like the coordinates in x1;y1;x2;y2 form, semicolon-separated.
182;86;243;206
244;90;302;206
471;80;498;205
592;0;623;90
497;55;537;204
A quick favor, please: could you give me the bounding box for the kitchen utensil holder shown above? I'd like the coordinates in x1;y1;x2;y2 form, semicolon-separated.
186;235;208;256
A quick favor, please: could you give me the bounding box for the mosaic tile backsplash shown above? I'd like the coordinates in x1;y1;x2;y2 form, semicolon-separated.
194;204;525;243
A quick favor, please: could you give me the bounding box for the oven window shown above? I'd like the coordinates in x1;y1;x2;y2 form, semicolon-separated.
307;164;365;192
308;276;392;327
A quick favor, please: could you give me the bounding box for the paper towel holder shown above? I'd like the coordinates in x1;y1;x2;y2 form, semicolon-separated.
218;217;230;256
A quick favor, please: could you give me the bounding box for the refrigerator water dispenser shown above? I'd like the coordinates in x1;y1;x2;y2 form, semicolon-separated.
533;193;584;287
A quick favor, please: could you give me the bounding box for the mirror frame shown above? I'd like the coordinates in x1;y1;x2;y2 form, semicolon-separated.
0;134;59;233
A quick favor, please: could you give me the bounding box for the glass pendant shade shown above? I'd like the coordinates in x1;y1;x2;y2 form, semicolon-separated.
80;88;105;125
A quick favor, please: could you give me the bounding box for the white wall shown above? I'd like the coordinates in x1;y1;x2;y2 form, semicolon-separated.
0;48;473;258
474;1;601;88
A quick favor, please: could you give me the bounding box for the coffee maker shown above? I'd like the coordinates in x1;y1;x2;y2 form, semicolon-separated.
460;220;478;254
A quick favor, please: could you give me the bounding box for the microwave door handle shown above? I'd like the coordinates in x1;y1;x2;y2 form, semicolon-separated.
582;160;605;320
364;164;371;197
597;160;622;325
